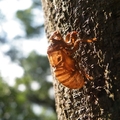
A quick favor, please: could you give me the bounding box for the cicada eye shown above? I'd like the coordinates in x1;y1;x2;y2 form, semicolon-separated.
57;55;62;62
55;51;63;65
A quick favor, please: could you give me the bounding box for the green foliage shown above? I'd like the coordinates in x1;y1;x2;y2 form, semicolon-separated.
16;8;43;37
18;51;55;108
0;10;7;43
32;0;42;8
0;78;38;119
16;0;43;38
5;45;22;62
20;51;50;79
0;51;57;120
0;78;57;120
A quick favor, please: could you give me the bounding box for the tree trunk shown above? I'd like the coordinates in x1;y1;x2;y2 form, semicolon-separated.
41;0;120;119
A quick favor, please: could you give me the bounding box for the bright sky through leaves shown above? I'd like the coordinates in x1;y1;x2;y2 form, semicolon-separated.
0;0;48;86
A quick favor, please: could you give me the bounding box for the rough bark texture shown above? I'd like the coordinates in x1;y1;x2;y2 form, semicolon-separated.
41;0;120;119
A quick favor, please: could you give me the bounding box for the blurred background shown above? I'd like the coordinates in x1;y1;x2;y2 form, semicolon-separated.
0;0;57;119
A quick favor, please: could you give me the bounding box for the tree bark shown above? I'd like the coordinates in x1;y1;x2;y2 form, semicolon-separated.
41;0;120;119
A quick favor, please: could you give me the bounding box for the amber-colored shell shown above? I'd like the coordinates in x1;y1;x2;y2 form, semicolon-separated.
47;49;84;89
47;31;95;89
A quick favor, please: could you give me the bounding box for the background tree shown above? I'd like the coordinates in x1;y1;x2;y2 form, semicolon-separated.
41;0;120;119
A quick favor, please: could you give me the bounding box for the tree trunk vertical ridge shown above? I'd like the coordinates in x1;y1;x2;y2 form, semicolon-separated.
41;0;120;119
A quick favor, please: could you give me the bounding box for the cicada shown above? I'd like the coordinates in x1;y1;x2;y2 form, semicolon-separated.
47;31;96;89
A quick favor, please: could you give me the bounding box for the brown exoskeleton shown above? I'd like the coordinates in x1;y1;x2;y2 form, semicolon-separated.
47;31;96;89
